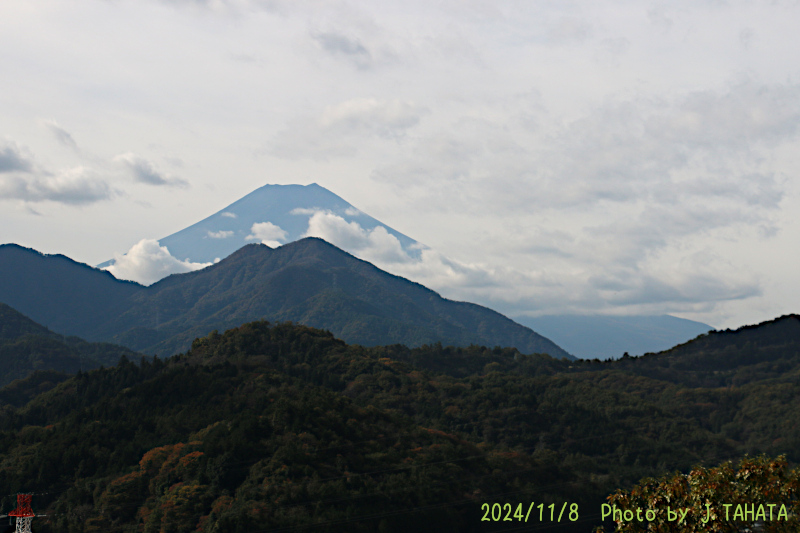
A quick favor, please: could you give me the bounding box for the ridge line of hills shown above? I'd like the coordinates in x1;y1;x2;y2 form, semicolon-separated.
0;238;572;359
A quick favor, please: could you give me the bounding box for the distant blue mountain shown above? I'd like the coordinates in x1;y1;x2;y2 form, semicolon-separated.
514;314;714;360
98;183;421;267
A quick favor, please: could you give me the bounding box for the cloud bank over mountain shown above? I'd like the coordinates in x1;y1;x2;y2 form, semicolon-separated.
105;239;212;286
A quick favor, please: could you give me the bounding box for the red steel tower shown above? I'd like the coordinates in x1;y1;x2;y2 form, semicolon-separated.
6;494;37;533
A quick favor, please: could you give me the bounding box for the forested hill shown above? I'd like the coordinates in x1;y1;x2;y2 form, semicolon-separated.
0;316;798;532
0;301;52;339
0;323;589;533
606;313;800;387
0;239;571;359
0;303;140;390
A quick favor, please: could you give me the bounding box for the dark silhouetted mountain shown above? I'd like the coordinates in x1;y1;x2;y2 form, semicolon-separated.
99;238;572;358
0;302;141;389
515;314;714;360
1;240;572;359
0;244;141;338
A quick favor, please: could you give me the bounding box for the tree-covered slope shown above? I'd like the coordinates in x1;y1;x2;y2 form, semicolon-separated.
0;325;587;533
602;314;800;387
0;315;798;532
0;303;141;389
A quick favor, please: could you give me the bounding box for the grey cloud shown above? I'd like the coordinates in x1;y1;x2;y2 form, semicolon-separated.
0;142;34;173
372;136;479;187
588;271;761;309
680;173;783;209
370;82;795;315
582;201;773;272
0;168;114;205
115;153;189;188
44;120;79;150
372;80;796;220
645;82;800;151
647;5;675;31
312;32;373;69
494;81;796;210
320;98;424;139
0;141;114;205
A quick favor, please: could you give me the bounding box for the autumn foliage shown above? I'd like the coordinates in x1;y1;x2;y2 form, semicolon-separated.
595;455;800;532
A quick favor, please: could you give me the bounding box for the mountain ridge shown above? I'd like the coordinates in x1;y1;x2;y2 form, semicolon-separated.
0;243;142;337
94;182;717;357
0;239;572;359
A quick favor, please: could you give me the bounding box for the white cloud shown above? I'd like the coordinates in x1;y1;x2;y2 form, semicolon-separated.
246;221;287;248
0;140;114;206
303;210;408;263
300;210;503;293
105;239;212;285
289;207;319;215
220;211;237;218
207;230;233;239
114;153;188;188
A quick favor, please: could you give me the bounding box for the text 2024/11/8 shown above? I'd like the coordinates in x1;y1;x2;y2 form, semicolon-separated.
480;502;580;523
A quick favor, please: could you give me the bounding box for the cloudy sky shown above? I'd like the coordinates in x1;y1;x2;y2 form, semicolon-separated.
2;0;799;330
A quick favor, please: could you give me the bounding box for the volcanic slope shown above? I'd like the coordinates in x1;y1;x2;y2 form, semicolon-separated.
98;182;422;268
0;240;571;359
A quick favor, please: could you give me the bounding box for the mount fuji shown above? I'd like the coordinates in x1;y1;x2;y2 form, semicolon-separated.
99;183;422;272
